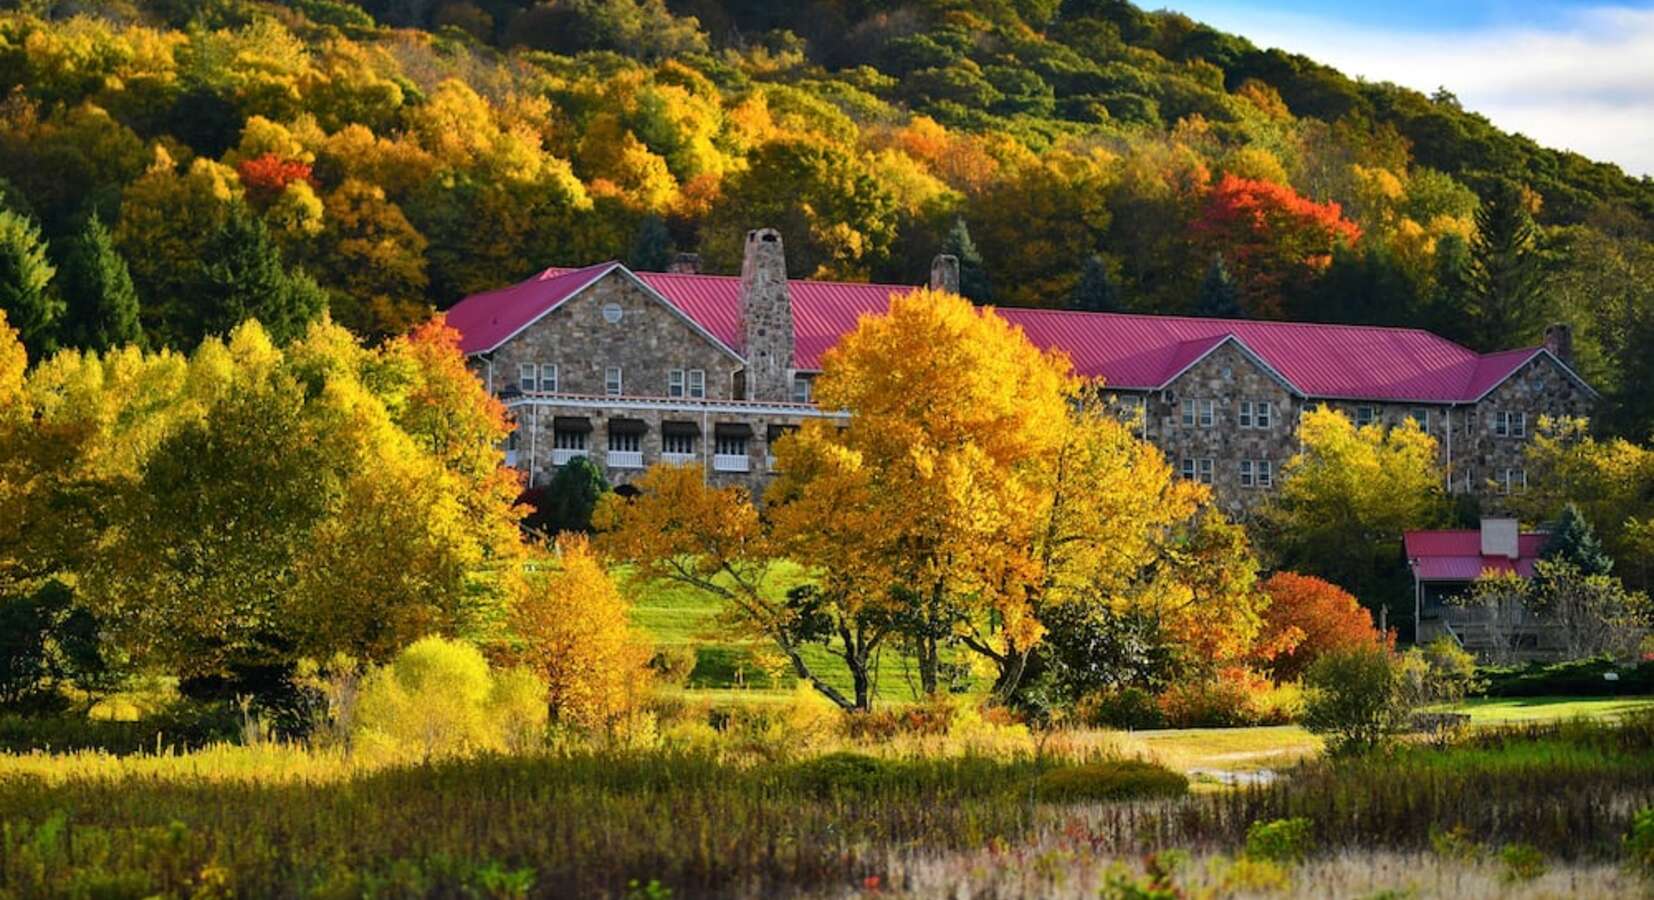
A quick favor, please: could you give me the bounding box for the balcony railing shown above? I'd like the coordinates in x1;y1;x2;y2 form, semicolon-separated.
661;451;697;465
713;453;751;473
608;450;645;469
504;449;519;467
551;448;587;466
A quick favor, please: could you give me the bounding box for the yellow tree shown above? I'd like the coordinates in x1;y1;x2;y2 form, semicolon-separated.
774;288;1073;696
500;534;653;733
1263;406;1447;622
593;464;873;709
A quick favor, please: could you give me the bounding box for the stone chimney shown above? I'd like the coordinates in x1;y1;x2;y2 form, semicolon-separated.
666;252;701;275
930;253;960;294
1480;517;1519;560
739;228;794;402
1543;323;1574;366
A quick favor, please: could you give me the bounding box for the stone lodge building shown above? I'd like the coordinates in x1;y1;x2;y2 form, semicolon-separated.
446;228;1596;514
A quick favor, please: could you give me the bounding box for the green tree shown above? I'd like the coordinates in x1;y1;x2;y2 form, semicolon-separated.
185;205;327;345
1195;253;1242;318
1542;503;1613;577
0;209;60;358
56;213;143;352
626;214;672;272
1462;179;1548;350
531;456;611;535
1070;253;1119;312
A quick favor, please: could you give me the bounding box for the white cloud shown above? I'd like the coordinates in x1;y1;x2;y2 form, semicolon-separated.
1165;3;1654;176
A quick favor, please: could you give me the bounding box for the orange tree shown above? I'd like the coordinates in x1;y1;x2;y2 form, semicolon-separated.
1257;571;1382;681
1192;173;1361;318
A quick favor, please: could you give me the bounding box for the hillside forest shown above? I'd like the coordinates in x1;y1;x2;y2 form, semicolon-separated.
1;0;1653;436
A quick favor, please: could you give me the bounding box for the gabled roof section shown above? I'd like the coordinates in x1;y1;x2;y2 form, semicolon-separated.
448;262;618;355
448;264;1597;404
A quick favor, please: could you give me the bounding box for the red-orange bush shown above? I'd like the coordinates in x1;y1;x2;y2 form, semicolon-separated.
1258;572;1384;681
236;153;316;203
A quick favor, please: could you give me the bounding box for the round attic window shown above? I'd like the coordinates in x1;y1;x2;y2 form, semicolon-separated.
601;302;623;324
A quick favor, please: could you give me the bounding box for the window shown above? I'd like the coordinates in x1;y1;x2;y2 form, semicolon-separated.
518;364;536;392
663;432;695;455
1181;458;1214;484
1408;408;1430;431
552;429;586;451
605;366;623;396
1495;411;1526;438
1181;399;1215;428
1239;400;1273;429
792;374;814;404
1354;406;1377;427
537;364;557;393
668;369;685;398
716;434;748;457
1240;459;1273;488
1501;468;1527;494
609;430;641;453
688;369;705;399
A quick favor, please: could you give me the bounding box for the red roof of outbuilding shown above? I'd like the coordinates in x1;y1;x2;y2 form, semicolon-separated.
1404;530;1549;582
448;264;1584;403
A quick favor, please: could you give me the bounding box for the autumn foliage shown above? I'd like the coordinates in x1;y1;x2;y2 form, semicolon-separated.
234;153;316;203
1258;572;1385;680
1194;174;1361;317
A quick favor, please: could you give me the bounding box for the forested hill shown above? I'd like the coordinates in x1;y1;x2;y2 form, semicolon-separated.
2;0;1654;434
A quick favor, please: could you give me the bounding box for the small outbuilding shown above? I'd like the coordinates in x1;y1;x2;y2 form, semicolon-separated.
1405;518;1550;655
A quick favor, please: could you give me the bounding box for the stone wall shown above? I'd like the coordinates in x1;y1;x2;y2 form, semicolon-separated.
481;270;741;400
1463;355;1594;511
739;229;795;402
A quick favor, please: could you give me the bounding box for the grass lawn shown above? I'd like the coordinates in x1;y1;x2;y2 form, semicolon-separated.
623;564;973;705
1446;695;1654;723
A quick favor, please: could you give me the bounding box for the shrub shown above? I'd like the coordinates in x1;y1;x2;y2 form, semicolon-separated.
1076;686;1164;729
354;636;548;762
1033;759;1188;803
1410;636;1484;705
1480;656;1654;698
1245;817;1313;862
1302;643;1411;755
646;645;698;687
789;751;890;797
1258;573;1382;681
1156;668;1293;728
1429;823;1482;861
1499;843;1547;882
1627;806;1654;874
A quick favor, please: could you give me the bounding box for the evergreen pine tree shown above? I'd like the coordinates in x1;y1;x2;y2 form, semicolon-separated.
0;208;61;358
1463;179;1548;350
531;455;612;534
1070;253;1119;312
1542;503;1614;577
941;217;992;303
58;213;144;352
1195;253;1242;318
627;215;672;271
181;204;326;346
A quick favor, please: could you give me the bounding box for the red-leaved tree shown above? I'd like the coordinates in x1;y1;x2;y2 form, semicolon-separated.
1258;572;1384;681
236;153;316;205
1192;174;1360;317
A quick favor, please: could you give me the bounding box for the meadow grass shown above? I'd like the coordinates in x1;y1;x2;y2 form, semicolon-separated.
2;714;1653;897
1446;695;1654;723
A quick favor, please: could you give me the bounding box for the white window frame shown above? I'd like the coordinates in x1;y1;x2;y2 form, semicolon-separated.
792;374;813;405
715;434;748;457
1197;458;1214;484
1408;408;1429;431
1182;399;1215;428
688;369;706;399
1354;406;1377;427
1496;410;1526;438
605;366;623;397
518;363;537;393
1239;459;1253;487
1257;459;1272;488
663;432;695;456
552;429;586;451
1181;458;1196;480
1501;468;1527;494
668;369;686;398
1239;400;1273;430
608;430;641;453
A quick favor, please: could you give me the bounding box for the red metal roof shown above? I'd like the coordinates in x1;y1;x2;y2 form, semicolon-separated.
1404;530;1549;582
447;264;1564;403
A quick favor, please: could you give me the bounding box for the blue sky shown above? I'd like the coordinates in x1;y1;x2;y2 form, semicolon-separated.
1160;1;1654;176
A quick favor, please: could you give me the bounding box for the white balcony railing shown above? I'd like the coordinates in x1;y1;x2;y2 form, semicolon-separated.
713;453;751;473
608;450;645;469
661;451;697;465
551;448;587;466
